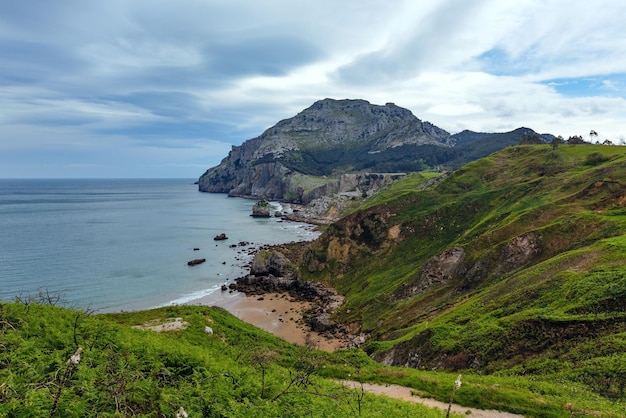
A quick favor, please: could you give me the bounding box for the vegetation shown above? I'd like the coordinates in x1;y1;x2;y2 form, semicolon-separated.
3;300;625;417
1;301;460;417
299;144;626;415
279;142;434;176
278;132;526;176
5;143;626;416
276;127;539;177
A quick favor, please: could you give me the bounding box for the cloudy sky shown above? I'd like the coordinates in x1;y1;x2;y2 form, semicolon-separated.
2;0;625;178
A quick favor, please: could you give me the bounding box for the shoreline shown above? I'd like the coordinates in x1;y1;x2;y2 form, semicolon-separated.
179;201;351;351
188;290;349;352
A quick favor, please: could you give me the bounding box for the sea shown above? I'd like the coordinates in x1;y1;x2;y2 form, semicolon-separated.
0;179;319;313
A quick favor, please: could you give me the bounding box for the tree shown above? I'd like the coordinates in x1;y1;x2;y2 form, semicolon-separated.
249;348;276;399
590;130;599;142
551;135;564;150
567;135;586;145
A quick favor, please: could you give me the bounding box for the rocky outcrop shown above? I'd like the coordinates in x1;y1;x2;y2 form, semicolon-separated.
198;99;546;207
462;231;543;290
395;247;466;299
251;200;271;217
300;173;406;203
198;99;450;201
234;247;354;345
250;250;291;276
234;273;353;345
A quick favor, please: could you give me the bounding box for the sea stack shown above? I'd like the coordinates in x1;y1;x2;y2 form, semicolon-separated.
251;200;271;217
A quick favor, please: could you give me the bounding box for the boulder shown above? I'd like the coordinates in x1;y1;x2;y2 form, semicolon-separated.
214;233;228;240
250;250;291;276
187;258;206;266
310;313;335;332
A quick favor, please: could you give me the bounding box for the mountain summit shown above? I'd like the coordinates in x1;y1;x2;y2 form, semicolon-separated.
198;98;542;202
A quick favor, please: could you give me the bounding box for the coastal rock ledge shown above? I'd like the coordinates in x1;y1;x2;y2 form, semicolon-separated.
234;249;359;347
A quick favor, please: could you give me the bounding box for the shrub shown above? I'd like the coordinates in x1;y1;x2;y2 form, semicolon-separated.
584;152;609;165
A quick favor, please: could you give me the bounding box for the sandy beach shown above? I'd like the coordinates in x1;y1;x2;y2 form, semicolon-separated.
191;290;347;352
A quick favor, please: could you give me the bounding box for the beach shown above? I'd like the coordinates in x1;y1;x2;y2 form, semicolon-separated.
190;290;348;352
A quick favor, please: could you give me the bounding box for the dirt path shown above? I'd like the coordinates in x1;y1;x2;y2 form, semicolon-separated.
339;380;524;418
194;293;523;416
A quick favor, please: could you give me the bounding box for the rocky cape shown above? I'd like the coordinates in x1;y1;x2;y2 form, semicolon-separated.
198;98;547;206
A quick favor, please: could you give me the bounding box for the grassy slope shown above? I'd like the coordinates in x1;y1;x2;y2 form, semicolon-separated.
0;302;453;417
2;302;623;417
299;144;626;410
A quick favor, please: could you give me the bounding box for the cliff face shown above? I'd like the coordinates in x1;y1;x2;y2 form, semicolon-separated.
198;98;546;203
198;99;451;201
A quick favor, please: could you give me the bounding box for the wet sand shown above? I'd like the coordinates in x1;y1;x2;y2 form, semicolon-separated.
190;291;347;352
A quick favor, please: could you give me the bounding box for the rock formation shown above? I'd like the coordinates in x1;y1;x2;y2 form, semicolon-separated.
234;248;353;345
198;99;451;202
251;200;271;217
198;99;545;208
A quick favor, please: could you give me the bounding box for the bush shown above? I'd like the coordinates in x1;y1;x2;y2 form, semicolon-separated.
584;152;609;165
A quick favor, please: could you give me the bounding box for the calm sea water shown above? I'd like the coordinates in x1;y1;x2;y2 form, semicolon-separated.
0;179;318;312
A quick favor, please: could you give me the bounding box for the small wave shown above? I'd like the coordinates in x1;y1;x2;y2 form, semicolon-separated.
270;201;283;212
157;284;224;308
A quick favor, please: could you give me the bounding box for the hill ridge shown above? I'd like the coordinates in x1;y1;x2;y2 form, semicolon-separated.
296;144;626;398
197;98;545;203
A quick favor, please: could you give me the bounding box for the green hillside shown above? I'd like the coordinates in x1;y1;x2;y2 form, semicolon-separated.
2;301;624;417
4;144;626;417
300;144;626;404
1;302;457;417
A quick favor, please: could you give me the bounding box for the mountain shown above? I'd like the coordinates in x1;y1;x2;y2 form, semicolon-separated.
198;99;544;203
297;144;626;398
446;127;553;167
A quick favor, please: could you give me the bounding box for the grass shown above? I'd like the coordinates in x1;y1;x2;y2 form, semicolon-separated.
287;172;339;192
3;301;625;416
298;144;626;412
5;144;626;416
1;302;463;417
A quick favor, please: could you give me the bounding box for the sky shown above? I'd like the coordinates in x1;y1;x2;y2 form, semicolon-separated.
1;0;626;178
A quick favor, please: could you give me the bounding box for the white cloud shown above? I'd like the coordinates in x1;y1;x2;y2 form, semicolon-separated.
1;0;626;177
602;80;618;91
80;41;203;73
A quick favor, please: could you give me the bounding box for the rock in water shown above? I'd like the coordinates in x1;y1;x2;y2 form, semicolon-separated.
251;200;271;217
214;233;228;240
